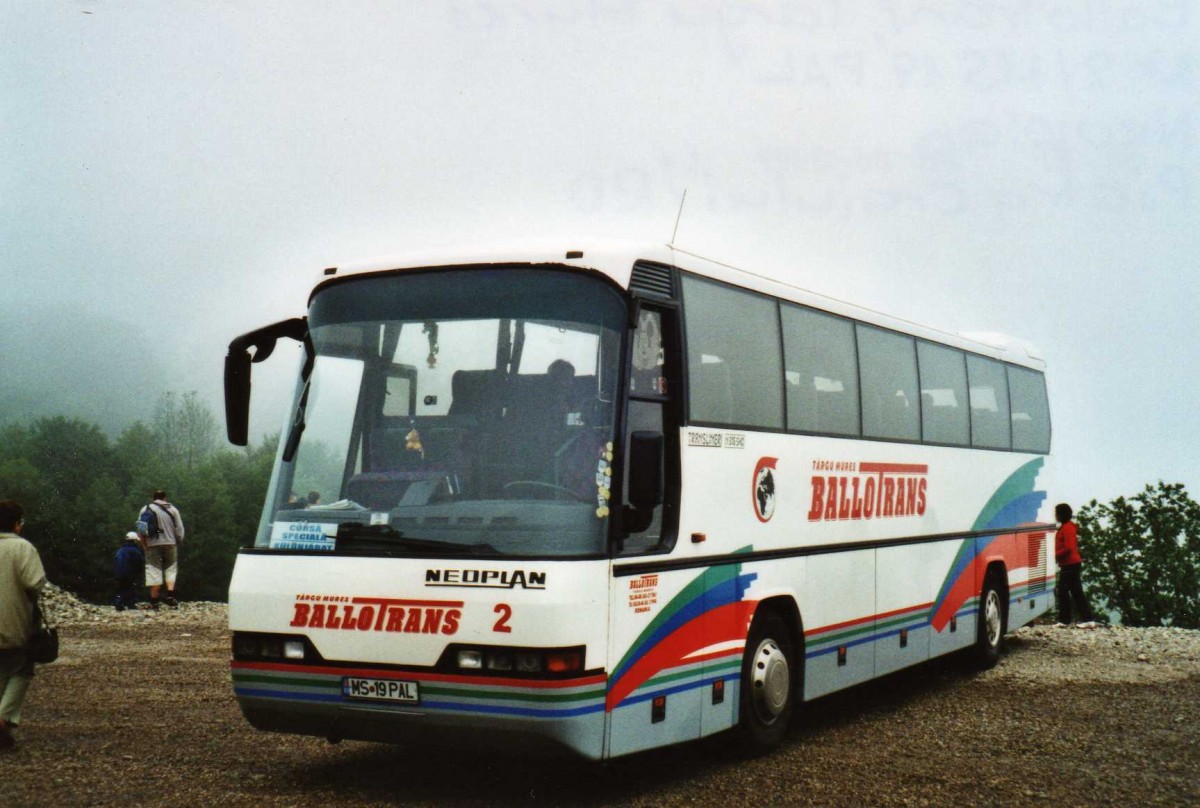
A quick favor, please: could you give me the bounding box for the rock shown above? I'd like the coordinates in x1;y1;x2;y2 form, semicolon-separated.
39;582;227;627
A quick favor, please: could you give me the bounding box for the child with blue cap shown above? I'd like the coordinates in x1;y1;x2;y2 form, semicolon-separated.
114;531;144;611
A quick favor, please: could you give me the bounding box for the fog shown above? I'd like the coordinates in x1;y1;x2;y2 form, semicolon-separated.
2;1;1197;509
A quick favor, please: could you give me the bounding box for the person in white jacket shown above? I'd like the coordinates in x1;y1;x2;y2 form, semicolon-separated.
0;500;47;751
138;489;185;609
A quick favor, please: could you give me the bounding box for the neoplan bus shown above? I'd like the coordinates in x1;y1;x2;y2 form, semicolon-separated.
224;243;1055;759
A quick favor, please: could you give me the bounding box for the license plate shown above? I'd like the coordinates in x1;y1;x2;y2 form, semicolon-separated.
342;677;420;703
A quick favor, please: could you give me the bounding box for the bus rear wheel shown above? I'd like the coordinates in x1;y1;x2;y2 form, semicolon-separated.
971;575;1007;670
738;611;795;752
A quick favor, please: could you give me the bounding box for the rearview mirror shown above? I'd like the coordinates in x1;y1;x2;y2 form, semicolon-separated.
224;318;307;445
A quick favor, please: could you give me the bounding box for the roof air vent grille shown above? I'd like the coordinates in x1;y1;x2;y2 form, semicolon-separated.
629;261;676;298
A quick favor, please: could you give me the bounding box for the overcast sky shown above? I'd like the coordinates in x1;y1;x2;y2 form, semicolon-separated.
3;1;1197;510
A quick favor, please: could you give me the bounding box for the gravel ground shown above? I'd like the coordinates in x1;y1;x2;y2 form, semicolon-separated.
2;586;1198;807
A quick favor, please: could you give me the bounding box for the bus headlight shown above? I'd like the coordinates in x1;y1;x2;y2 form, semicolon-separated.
486;652;514;671
457;650;484;669
231;632;312;663
515;652;542;673
443;645;586;677
232;633;260;658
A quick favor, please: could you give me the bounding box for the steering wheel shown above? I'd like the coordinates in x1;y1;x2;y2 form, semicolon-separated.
502;481;590;503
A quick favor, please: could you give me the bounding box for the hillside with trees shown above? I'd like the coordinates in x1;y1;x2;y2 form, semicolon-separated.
0;391;274;603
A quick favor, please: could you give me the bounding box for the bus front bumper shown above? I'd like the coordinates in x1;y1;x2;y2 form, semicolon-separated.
231;661;608;760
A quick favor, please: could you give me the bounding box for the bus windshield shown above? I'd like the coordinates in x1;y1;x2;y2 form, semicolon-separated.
259;267;627;558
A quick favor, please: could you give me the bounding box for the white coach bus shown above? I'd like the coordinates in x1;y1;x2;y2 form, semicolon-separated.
224;243;1054;759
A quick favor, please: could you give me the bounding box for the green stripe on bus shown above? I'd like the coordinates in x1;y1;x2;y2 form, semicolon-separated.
972;458;1044;531
613;549;749;675
233;672;606;703
232;672;338;690
421;684;606;704
640;658;741;690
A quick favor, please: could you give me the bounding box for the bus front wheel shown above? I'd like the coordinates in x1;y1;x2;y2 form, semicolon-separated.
738;611;795;752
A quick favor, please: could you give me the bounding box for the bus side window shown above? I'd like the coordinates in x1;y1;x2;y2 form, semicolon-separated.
966;355;1011;449
1008;365;1050;453
680;275;783;429
630;309;665;397
383;369;417;417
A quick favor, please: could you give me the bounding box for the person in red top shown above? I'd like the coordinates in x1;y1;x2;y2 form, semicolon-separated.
1054;503;1097;628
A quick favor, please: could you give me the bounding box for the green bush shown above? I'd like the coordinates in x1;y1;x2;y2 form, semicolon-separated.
1076;482;1200;628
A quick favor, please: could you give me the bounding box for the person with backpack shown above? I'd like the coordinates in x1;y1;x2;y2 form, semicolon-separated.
136;489;184;609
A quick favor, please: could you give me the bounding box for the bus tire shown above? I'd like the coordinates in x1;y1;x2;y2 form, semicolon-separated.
972;573;1007;670
738;611;795;752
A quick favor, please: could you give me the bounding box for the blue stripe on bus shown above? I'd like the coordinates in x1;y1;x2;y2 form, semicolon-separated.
610;572;755;685
420;700;605;719
985;492;1047;532
806;631;880;658
933;536;994;615
615;673;732;707
870;622;931;645
235;687;605;719
235;687;342;702
805;603;980;658
609;590;708;685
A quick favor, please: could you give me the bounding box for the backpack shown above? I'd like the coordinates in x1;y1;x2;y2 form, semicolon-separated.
136;505;162;541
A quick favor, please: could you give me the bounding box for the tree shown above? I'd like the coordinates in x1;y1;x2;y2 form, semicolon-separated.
152;391;219;473
24;416;114;505
0;424;43;507
5;417;120;601
1077;482;1200;628
114;420;169;500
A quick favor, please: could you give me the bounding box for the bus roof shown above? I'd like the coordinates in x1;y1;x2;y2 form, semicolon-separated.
316;241;1045;370
325;241;673;288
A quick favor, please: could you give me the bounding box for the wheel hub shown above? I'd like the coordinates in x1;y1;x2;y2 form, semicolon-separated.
985;589;1002;646
750;638;790;721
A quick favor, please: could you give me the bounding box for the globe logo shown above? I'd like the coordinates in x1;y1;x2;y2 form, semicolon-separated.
753;457;778;523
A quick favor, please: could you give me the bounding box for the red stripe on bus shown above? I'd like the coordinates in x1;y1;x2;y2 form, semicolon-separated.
349;596;466;608
807;601;935;637
232;660;606;689
858;463;929;475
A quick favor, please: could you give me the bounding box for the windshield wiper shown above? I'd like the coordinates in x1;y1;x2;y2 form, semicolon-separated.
334;522;498;555
281;378;310;463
